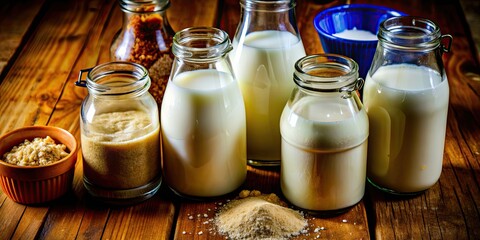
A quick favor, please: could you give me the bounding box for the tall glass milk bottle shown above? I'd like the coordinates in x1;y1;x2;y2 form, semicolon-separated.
161;27;247;199
231;0;306;166
363;16;453;195
280;54;369;213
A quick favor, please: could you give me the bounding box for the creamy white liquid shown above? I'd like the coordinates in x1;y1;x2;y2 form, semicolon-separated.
231;30;306;161
363;64;449;193
280;94;369;211
161;69;247;197
333;28;377;41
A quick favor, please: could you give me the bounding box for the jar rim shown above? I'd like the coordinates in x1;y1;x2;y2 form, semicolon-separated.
378;16;441;50
119;0;170;13
172;27;232;60
294;54;361;92
86;61;150;96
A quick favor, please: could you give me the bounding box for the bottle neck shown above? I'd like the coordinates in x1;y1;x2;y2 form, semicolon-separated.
378;16;442;52
120;0;170;13
294;54;363;95
240;0;295;12
237;0;299;36
85;62;151;97
369;16;452;77
119;0;172;32
172;27;232;62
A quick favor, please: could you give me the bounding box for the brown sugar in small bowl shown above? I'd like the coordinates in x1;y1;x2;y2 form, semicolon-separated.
0;126;78;204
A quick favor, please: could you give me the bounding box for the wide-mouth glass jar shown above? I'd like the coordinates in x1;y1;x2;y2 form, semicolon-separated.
76;61;161;205
281;54;368;213
364;16;452;195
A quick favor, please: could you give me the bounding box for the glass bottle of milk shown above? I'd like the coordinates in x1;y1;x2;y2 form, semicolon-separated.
280;54;369;213
161;27;247;199
231;0;306;166
363;16;453;195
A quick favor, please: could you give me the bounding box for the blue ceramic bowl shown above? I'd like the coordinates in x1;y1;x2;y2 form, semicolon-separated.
313;4;406;78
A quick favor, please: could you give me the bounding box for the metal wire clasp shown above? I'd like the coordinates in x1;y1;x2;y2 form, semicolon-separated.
355;77;365;91
441;34;453;53
340;77;364;92
340;77;364;99
75;68;92;88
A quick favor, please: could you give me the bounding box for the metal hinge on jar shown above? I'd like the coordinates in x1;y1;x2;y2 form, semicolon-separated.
75;68;92;88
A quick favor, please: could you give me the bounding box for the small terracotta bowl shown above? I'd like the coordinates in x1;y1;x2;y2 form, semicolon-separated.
0;126;78;204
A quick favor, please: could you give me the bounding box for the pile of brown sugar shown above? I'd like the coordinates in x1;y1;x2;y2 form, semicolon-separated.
215;190;307;240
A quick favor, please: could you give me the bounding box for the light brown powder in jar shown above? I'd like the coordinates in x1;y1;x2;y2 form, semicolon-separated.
81;110;160;189
215;190;307;240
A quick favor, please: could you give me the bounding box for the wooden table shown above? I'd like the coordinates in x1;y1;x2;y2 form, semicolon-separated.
1;0;479;239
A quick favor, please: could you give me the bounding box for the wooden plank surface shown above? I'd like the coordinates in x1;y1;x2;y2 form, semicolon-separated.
0;0;217;239
0;0;479;239
0;0;46;76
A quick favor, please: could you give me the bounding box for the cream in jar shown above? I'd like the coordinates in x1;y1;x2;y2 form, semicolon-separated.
281;98;368;211
363;16;451;194
364;64;449;193
280;54;368;212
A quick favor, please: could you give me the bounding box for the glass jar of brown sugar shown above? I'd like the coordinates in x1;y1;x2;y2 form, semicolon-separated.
110;0;174;106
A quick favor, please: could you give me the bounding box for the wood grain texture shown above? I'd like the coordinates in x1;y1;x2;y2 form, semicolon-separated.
0;0;46;76
169;0;220;30
0;0;479;239
0;199;27;240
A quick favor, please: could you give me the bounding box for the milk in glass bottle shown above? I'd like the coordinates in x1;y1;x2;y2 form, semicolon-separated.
363;16;452;194
280;54;369;213
161;27;247;199
231;0;306;166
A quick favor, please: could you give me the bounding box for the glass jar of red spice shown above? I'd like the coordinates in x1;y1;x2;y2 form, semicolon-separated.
110;0;175;106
